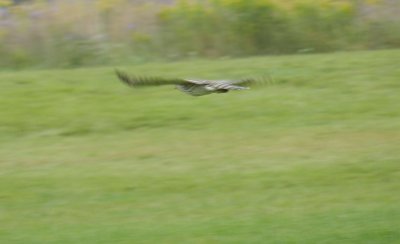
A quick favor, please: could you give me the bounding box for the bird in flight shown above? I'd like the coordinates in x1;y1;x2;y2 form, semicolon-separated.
116;70;265;96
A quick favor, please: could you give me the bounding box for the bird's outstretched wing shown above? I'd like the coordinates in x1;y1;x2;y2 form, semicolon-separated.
116;70;207;87
116;70;273;91
229;76;273;87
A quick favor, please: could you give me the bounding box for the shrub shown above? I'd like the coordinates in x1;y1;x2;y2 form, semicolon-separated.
0;0;398;68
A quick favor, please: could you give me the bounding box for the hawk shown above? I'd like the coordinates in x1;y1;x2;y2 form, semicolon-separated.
116;70;263;96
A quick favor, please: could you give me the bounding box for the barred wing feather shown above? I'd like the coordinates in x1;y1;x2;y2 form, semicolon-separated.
115;69;271;96
116;70;190;87
209;81;250;90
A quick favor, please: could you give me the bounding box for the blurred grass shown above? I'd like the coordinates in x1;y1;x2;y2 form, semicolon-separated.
0;49;400;243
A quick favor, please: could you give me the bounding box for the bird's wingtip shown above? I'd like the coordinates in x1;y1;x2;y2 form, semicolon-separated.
115;69;135;87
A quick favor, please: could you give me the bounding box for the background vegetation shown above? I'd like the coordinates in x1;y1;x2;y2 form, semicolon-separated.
1;49;399;243
0;0;399;68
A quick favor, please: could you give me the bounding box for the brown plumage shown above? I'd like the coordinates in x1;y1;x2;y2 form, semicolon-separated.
116;70;264;96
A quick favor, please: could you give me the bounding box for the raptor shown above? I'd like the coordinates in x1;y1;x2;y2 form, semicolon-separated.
116;70;264;96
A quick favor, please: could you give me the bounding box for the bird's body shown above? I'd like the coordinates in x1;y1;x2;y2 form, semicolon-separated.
115;70;261;96
176;84;217;96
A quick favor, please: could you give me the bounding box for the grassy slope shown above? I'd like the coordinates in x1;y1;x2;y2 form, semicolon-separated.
0;50;399;243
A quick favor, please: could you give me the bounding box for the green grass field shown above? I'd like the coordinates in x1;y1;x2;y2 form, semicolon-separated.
1;50;399;243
